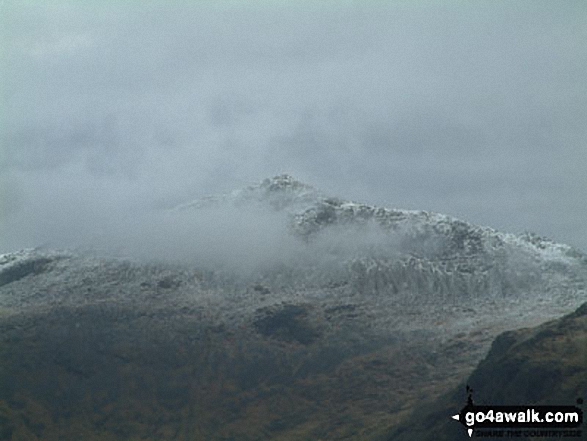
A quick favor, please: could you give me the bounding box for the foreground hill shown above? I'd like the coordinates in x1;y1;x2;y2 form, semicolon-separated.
0;175;585;440
387;301;587;441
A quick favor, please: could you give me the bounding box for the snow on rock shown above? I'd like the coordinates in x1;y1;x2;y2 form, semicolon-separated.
173;175;587;308
0;248;69;288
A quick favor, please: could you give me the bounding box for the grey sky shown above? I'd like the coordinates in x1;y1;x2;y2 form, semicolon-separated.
1;0;586;254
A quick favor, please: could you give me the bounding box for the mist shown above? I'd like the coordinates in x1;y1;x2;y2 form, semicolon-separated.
1;0;586;258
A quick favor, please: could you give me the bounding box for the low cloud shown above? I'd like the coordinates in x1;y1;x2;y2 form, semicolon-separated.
1;1;586;255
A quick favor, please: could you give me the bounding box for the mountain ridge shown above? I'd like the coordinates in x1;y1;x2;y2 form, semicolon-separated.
176;174;584;260
170;175;586;308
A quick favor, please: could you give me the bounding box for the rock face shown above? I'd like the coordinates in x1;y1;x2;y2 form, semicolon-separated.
387;302;587;441
0;175;586;440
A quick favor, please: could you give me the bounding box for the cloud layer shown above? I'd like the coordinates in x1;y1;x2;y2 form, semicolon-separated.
1;0;586;254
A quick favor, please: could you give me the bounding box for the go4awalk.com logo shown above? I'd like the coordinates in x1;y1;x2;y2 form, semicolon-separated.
451;386;583;438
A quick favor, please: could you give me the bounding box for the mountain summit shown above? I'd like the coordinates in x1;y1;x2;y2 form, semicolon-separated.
175;174;323;212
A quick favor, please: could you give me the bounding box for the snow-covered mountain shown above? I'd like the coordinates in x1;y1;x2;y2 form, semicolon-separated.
3;174;586;333
174;174;587;309
1;175;586;440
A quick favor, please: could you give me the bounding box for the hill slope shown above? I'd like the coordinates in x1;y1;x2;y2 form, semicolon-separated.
387;301;587;441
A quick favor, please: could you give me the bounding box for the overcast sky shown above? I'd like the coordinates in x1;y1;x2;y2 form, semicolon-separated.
1;0;586;254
